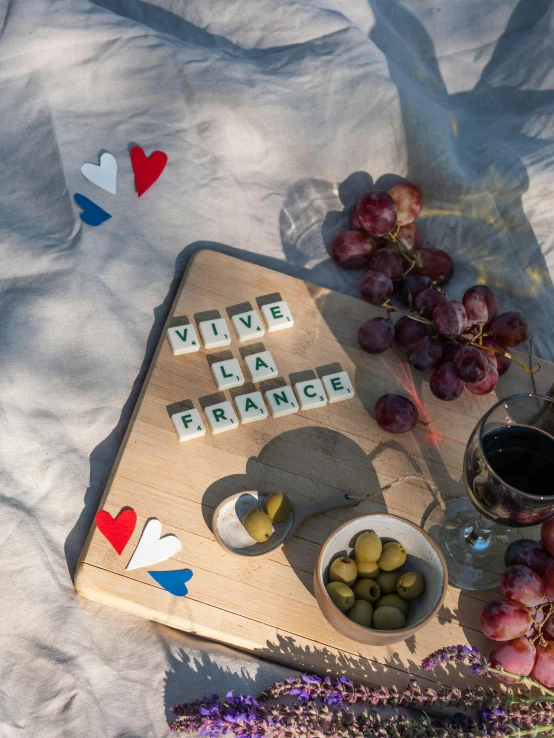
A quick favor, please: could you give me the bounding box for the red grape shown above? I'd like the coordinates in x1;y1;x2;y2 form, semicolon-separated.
397;223;423;251
545;561;554;602
358;317;394;354
465;363;498;395
350;208;365;231
399;274;431;307
480;600;531;641
500;565;545;607
482;337;511;376
388;182;422;226
356;191;397;237
532;642;554;689
332;231;376;269
439;338;461;364
432;300;468;337
489;311;530;348
375;393;418;433
541;517;554;557
369;248;403;281
462;285;499;324
505;539;554;577
454;346;488;383
408;336;442;372
489;637;536;683
430;362;464;401
360;270;394;305
415;287;446;319
395;316;434;353
413;247;454;284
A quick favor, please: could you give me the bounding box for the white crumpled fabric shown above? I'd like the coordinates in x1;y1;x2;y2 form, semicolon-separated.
1;0;553;734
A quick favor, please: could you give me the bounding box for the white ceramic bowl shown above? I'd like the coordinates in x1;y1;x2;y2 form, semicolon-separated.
314;513;448;645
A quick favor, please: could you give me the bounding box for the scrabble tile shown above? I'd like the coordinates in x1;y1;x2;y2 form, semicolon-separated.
322;371;355;403
204;401;239;434
261;301;294;332
211;358;245;390
234;391;268;424
244;350;278;383
167;324;200;355
294;379;328;411
171;409;206;442
231;310;265;342
198;318;232;349
265;385;299;418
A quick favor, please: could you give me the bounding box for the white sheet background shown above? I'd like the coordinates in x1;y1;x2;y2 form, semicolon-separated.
1;0;554;735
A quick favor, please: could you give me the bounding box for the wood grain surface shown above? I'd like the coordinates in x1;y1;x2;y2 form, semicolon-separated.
76;248;554;691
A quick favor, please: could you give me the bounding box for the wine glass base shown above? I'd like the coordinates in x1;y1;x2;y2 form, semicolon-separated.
424;498;520;590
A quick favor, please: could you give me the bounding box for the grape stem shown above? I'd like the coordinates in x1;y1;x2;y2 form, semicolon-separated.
380;302;541;376
529;601;554;648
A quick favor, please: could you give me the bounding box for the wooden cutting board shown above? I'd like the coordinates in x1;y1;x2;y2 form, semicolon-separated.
76;248;554;691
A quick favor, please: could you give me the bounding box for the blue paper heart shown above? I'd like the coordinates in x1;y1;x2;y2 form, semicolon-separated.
148;568;193;596
74;193;112;226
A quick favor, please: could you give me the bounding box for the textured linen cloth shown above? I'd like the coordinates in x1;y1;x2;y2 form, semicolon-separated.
1;0;554;735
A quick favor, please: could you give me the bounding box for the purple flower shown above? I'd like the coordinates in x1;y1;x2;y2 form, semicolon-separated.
301;674;322;684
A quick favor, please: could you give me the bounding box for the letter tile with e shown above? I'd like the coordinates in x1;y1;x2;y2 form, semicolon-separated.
211;358;245;390
234;391;268;424
198;318;232;349
203;401;239;434
322;371;355;403
244;350;278;382
294;378;328;411
231;310;265;342
260;301;294;332
171;408;206;442
265;385;299;418
167;324;200;355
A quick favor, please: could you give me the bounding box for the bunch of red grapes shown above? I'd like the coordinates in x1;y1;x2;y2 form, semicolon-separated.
332;183;530;433
480;518;554;689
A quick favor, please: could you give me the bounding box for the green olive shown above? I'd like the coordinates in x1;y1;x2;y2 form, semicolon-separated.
354;531;383;563
376;594;409;616
264;492;292;523
347;600;373;627
356;560;380;579
326;582;355;612
376;571;400;595
329;557;358;586
353;578;381;603
396;571;426;600
373;606;406;631
377;541;407;572
242;508;273;542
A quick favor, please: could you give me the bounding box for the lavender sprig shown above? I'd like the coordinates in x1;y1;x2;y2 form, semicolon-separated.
169;644;554;737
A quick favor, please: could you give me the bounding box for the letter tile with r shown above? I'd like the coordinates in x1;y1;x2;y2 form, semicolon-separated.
171;408;206;441
211;358;245;390
204;401;239;434
294;378;328;411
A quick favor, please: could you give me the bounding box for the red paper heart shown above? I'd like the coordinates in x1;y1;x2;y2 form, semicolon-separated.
96;508;137;555
130;145;168;197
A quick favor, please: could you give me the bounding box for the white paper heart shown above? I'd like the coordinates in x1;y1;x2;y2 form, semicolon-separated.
126;518;181;571
81;152;117;195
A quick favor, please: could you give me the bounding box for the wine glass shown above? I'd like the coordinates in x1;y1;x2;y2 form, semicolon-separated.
424;393;554;590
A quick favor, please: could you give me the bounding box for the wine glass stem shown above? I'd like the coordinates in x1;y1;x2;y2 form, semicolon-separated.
463;514;494;550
